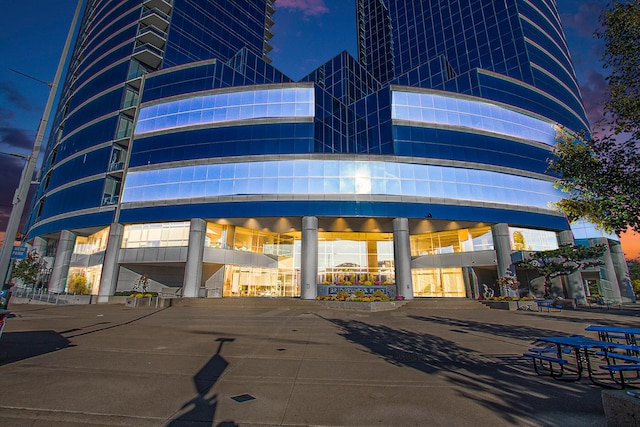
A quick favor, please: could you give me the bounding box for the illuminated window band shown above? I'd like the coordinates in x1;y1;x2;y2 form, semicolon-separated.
391;91;556;145
135;87;315;135
122;160;561;210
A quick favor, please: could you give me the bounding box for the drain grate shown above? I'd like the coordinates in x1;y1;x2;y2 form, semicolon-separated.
230;393;256;403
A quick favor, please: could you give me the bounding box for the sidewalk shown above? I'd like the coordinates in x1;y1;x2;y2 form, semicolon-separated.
0;299;637;426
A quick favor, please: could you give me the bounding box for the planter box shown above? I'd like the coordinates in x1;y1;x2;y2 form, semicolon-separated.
107;296;129;305
125;297;155;308
317;284;397;298
481;300;536;311
315;300;408;312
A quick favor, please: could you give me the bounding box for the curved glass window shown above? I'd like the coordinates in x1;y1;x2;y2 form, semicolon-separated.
135;87;314;135
122;160;562;210
509;227;558;251
392;91;556;145
122;222;190;248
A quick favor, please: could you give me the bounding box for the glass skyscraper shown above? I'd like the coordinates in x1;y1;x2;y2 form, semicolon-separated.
22;0;633;303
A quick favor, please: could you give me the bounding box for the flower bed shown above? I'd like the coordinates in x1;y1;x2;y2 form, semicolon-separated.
315;299;408;312
317;284;397;299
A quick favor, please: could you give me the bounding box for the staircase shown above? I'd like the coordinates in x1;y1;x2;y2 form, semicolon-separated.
402;298;489;310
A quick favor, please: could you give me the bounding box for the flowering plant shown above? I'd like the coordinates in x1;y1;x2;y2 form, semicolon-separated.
495;276;520;290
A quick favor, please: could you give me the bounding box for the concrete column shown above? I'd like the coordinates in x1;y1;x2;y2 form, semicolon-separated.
393;217;413;300
557;230;585;303
183;218;206;298
557;230;574;246
48;230;76;293
32;236;47;258
610;241;635;303
491;223;516;296
97;224;124;303
595;237;623;302
300;216;318;300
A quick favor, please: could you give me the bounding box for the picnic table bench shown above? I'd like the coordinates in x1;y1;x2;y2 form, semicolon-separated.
523;325;640;388
535;299;562;312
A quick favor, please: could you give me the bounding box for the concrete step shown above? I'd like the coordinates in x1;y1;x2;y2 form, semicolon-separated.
172;297;487;310
403;298;489;310
170;297;320;309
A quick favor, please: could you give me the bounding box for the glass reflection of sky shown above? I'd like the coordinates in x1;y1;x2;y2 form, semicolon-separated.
135;87;314;135
122;160;562;210
392;91;556;145
570;220;619;241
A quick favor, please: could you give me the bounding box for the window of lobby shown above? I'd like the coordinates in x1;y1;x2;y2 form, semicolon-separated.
412;267;467;297
317;232;395;285
218;229;396;297
410;226;493;256
214;225;299;298
73;227;110;255
122;222;190;248
223;265;298;297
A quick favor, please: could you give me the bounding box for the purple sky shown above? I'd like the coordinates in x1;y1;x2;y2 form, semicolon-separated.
0;0;623;250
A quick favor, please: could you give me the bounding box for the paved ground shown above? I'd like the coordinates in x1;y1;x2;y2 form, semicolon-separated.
0;298;638;427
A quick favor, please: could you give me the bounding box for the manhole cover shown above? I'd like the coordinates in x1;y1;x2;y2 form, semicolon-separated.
230;394;256;403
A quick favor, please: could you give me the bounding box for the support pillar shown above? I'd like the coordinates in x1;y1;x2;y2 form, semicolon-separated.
48;230;76;293
491;223;516;296
183;218;206;298
300;216;318;300
393;218;413;300
97;224;124;303
594;237;623;302
610;242;635;303
32;236;47;258
557;230;585;303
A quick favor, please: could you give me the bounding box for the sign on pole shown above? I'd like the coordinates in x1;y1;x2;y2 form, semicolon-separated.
10;246;28;260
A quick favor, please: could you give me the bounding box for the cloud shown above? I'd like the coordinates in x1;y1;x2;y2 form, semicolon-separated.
0;126;34;151
560;1;608;36
0;157;24;230
0;82;35;111
276;0;329;17
579;69;609;127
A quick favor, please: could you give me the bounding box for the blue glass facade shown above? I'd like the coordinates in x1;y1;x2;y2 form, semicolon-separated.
24;0;630;303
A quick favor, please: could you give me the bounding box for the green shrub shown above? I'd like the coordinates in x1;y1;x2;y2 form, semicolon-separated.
67;274;89;294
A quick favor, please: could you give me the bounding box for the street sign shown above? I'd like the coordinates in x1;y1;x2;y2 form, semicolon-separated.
10;246;28;260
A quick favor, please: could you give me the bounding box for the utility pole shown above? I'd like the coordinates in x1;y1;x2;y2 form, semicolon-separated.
0;0;84;286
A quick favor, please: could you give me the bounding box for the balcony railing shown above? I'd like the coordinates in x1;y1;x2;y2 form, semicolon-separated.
140;7;170;31
108;161;124;172
102;195;120;206
137;24;167;49
132;43;163;68
143;0;173;15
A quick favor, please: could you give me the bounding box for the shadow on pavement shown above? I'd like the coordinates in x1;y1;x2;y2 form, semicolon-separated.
322;315;604;426
409;315;568;341
0;330;72;366
168;337;237;427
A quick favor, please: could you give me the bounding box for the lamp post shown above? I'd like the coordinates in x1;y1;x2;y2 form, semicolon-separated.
0;0;83;286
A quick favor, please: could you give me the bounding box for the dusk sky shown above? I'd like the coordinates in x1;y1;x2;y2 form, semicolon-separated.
0;0;637;258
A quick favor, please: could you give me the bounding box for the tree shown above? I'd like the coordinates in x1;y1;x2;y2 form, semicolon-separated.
11;250;45;286
132;274;149;293
549;1;640;234
67;274;89;295
628;258;640;281
629;259;640;296
515;244;607;298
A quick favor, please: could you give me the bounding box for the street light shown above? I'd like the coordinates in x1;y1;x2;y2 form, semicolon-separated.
0;0;83;286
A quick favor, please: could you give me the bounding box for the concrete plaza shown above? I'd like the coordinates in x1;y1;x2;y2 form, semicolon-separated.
0;298;638;426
